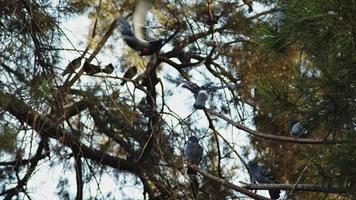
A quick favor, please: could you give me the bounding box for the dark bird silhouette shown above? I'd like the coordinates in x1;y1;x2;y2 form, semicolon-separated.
102;63;114;74
62;57;82;75
120;66;138;86
184;136;203;199
119;1;164;56
177;51;191;64
82;61;102;75
248;161;281;199
184;136;203;175
137;97;151;116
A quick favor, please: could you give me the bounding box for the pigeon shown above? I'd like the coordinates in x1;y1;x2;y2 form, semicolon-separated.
62;57;82;75
193;90;209;109
120;66;138;86
82;61;102;75
102;63;114;74
137;97;151;116
184;136;203;175
248;161;281;199
290;121;308;137
167;78;238;109
119;0;164;56
177;51;191;64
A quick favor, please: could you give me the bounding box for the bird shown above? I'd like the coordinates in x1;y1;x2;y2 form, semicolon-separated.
120;66;138;86
167;78;238;109
290;120;308;137
102;63;114;74
193;90;209;109
137;97;151;116
177;50;191;64
82;62;102;75
62;57;82;75
119;1;164;56
184;136;203;175
248;161;281;199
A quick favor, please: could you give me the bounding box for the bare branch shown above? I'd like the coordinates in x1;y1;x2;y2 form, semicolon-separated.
206;109;345;144
188;163;272;200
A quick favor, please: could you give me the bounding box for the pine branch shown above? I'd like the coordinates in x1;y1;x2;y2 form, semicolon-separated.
0;91;135;171
242;183;350;194
205;109;345;144
187;163;272;200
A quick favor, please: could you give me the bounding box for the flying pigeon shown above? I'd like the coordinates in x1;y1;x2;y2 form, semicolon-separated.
62;57;82;75
184;136;203;175
119;1;164;56
248;161;281;199
120;66;138;85
290;121;308;137
167;78;238;109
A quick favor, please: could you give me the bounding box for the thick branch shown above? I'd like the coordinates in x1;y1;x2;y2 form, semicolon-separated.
0;91;135;171
206;109;344;144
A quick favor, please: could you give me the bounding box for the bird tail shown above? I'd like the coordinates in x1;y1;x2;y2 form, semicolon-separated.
189;175;199;199
269;189;281;199
120;81;126;86
187;167;197;175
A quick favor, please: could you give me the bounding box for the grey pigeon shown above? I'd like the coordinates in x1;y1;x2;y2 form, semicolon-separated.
193;90;209;109
119;1;164;56
120;66;138;86
184;136;203;175
248;161;281;199
62;57;82;75
290;121;308;137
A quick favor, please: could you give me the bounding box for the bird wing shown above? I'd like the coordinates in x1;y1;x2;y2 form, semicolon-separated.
120;18;148;49
119;18;135;37
206;83;238;93
181;81;201;94
133;0;153;42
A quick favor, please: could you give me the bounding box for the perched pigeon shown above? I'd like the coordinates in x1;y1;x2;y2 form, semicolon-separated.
194;90;209;109
120;66;138;86
62;57;82;75
177;51;191;64
184;136;203;175
102;64;114;74
137;97;151;116
248;161;281;199
82;61;102;75
290;121;308;137
119;1;164;56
